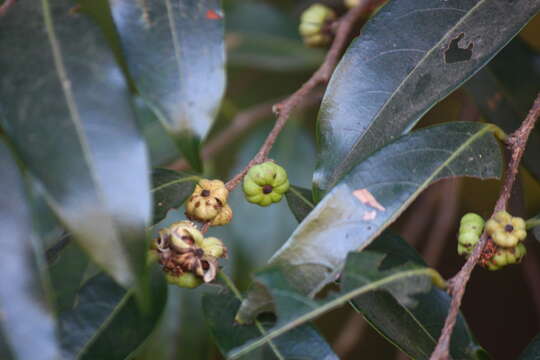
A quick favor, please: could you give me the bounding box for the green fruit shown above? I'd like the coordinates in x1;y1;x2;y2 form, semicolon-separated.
298;4;336;47
458;232;479;247
166;272;203;289
243;162;290;206
485;211;527;248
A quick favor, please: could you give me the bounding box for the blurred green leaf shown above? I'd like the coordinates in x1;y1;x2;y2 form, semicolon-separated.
350;233;487;359
526;213;540;242
237;122;502;322
151;168;200;225
465;38;540;180
204;292;339;360
218;241;444;359
48;239;90;313
519;333;540;359
0;0;151;288
285;185;314;223
314;0;540;195
59;267;167;360
0;141;60;360
226;2;324;71
110;0;226;171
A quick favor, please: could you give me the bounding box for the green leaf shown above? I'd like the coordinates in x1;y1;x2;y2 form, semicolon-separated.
221;242;445;359
285;185;315;223
0;141;60;360
519;333;540;359
314;0;540;194
0;0;151;288
48;239;90;313
59;267;167;360
237;122;502;322
110;0;226;171
465;38;540;180
350;234;487;359
226;2;324;72
151;168;200;225
282;181;487;359
203;292;339;360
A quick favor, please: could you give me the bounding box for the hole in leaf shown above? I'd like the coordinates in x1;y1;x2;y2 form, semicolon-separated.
445;33;473;63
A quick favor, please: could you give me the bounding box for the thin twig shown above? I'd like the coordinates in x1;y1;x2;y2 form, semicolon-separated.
168;92;323;172
224;0;378;191
0;0;16;16
430;93;540;360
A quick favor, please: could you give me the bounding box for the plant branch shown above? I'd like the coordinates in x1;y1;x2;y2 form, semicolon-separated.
0;0;16;16
430;92;540;360
224;0;378;191
168;92;323;172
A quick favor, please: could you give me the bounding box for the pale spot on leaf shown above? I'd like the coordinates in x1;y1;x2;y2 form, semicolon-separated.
353;189;386;211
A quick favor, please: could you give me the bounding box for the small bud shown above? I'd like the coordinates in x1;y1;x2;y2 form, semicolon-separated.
185;179;229;222
485;211;526;248
298;4;336;47
243;161;290;207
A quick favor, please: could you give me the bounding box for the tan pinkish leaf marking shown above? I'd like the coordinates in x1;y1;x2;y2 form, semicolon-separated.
353;189;386;211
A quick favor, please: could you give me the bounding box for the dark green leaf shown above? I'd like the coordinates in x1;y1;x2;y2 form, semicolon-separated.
59;267;167;359
283;185;488;359
285;186;315;223
237;122;502;321
519;333;540;359
465;38;540;180
0;0;151;288
151;168;200;225
48;239;90;313
203;292;339;360
110;0;226;171
221;241;445;359
350;233;487;360
0;141;60;360
314;0;539;194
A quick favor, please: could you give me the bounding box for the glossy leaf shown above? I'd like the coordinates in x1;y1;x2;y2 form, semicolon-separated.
151;168;200;225
237;122;502;321
519;333;540;359
283;179;487;359
0;0;151;287
350;234;487;359
0;141;60;360
221;245;445;359
59;267;167;360
314;0;540;194
110;0;226;171
204;292;339;360
285;185;315;223
465;38;540;180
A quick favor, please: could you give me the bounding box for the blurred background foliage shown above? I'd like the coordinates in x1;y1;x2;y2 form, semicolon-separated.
2;0;539;359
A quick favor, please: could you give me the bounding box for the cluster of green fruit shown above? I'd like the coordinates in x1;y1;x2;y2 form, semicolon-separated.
159;161;290;288
457;211;527;270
